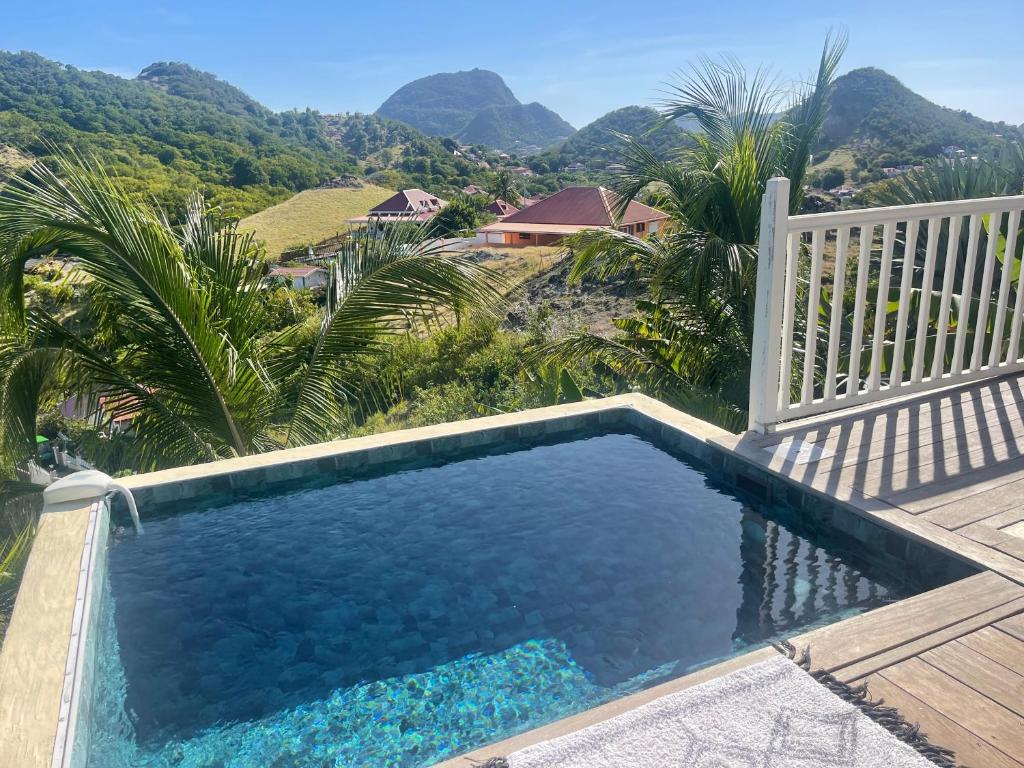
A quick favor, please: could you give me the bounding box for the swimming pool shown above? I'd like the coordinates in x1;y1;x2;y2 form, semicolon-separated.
77;427;954;767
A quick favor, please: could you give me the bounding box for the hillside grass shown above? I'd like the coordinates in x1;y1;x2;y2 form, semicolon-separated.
811;146;858;176
239;184;395;257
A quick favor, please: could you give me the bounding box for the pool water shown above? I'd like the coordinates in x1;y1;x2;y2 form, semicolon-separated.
86;431;923;767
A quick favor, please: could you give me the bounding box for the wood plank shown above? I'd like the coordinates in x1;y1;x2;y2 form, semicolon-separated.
880;657;1024;760
864;673;1024;768
773;398;1024;494
748;369;1024;451
921;641;1024;717
880;454;1024;514
997;614;1024;643
958;626;1024;673
751;374;1024;465
845;423;1024;499
789;572;1022;672
835;596;1024;682
921;484;1024;530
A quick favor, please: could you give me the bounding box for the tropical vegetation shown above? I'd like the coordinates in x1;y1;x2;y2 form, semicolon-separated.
0;52;358;219
539;34;849;430
0;153;507;477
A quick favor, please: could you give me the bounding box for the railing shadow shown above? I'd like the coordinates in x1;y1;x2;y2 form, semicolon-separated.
738;373;1024;512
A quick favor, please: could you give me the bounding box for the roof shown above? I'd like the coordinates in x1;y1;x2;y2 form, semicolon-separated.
268;266;326;278
495;187;668;228
369;188;447;214
487;199;520;217
478;222;597;235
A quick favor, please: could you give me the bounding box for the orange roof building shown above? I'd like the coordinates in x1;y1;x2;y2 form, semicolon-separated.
477;186;668;247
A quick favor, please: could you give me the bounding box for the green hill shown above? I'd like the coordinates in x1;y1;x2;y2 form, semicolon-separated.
818;67;1020;165
376;69;519;137
536;106;690;171
375;69;573;153
323;112;491;195
0;51;356;218
136;61;272;120
457;102;574;152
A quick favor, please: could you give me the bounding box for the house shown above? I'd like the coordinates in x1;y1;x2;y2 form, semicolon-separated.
565;162;586;173
462;184;486;196
486;199;520;218
348;189;448;225
477;186;669;247
267;266;328;290
508;166;535;177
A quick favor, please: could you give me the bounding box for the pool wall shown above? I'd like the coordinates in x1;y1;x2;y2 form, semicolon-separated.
0;393;981;767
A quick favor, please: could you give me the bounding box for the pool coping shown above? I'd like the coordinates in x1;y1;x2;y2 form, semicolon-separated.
0;392;999;767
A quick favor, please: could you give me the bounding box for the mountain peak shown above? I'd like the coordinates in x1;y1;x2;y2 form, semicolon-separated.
375;69;572;152
137;61;269;119
819;67;1014;162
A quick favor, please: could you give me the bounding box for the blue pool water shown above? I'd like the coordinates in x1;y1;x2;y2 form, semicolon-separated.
86;431;924;767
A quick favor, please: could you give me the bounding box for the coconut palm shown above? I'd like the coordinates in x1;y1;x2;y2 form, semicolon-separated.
538;34;847;430
486;169;522;206
0;153;505;473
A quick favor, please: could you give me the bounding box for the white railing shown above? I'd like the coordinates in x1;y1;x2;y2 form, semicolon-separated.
749;177;1024;432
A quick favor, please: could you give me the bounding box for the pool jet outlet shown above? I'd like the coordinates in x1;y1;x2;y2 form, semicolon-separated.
42;469;143;534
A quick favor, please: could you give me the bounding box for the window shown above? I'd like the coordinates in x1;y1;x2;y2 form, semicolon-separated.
518;233;532;241
636;222;645;233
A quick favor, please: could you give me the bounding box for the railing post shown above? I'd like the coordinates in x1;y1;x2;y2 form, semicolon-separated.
748;177;791;433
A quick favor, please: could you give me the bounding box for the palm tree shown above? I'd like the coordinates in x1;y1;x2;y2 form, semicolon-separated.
538;34;847;430
0;153;505;473
486;169;522;206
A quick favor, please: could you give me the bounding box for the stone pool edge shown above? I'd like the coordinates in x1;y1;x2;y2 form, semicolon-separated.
0;392;988;767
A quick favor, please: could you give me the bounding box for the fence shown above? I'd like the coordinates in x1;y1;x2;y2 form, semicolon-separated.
749;177;1024;432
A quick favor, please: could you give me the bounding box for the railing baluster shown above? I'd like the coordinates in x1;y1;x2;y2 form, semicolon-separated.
970;211;1002;371
932;215;962;380
993;209;1021;367
868;222;896;391
952;213;982;374
748;177;791;433
911;217;940;383
847;226;873;397
824;227;850;400
749;187;1024;431
890;219;920;388
801;229;824;405
778;231;800;411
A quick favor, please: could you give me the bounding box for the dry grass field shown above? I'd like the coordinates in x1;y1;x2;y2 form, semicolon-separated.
239;184;394;258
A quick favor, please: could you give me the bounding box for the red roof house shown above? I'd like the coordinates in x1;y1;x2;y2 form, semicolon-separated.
486;199;520;218
349;189;448;224
478;186;669;246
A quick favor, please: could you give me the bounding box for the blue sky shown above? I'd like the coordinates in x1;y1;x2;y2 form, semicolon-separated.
4;0;1023;129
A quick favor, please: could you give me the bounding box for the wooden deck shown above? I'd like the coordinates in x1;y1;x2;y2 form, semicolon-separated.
719;372;1024;766
723;372;1024;583
793;571;1024;767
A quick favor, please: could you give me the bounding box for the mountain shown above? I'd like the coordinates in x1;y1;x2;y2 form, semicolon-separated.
377;69;518;137
536;106;690;171
457;102;574;153
136;61;272;120
818;68;1020;164
376;69;573;153
322;112;490;194
0;51;355;218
